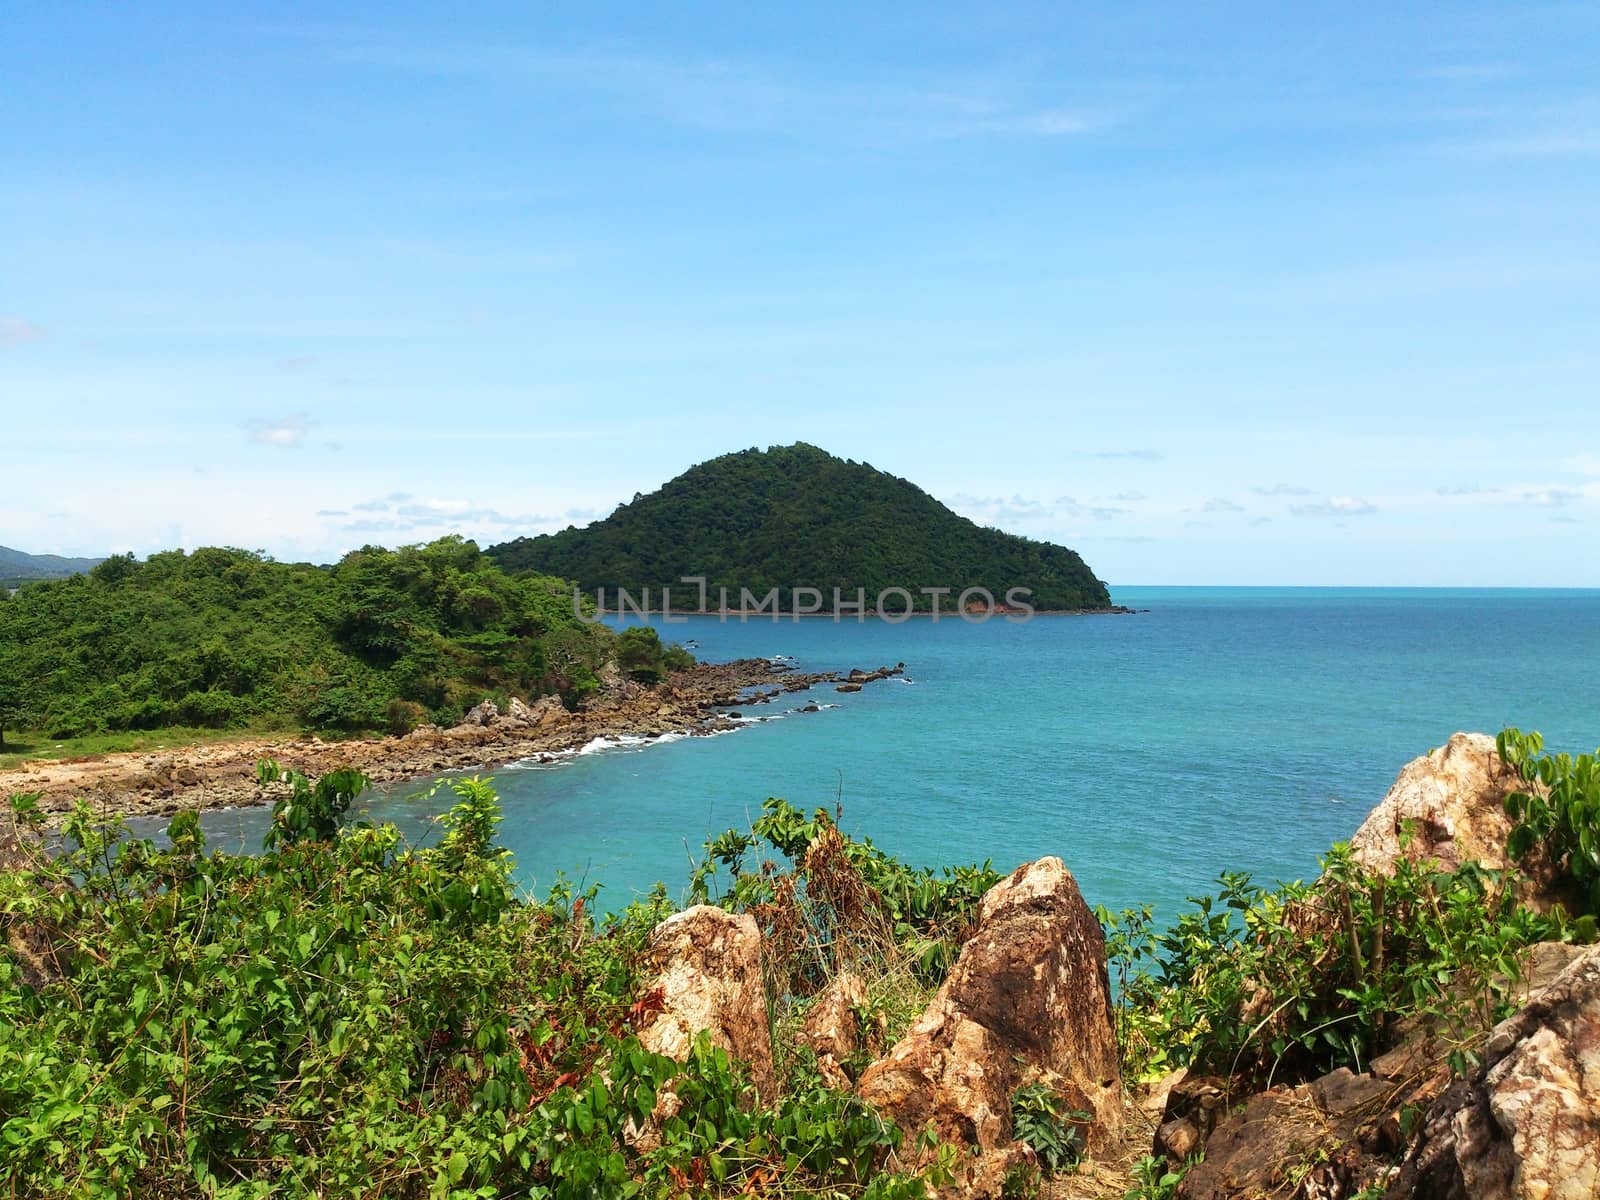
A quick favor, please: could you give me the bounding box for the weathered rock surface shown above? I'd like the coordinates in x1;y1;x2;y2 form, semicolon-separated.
1174;1057;1446;1200
1392;944;1600;1200
799;971;871;1087
1349;732;1520;876
635;905;774;1098
459;699;500;727
857;856;1122;1184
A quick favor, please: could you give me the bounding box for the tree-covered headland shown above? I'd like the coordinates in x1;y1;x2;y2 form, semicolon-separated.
0;537;626;746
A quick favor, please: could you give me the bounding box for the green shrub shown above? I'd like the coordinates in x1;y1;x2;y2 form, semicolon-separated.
1499;727;1600;916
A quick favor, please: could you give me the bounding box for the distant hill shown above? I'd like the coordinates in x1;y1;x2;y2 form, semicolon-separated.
0;545;104;588
488;443;1113;613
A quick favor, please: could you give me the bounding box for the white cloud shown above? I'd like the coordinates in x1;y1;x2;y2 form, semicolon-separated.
1092;448;1163;461
0;316;46;346
1254;483;1312;496
1203;497;1244;513
1291;496;1378;518
247;413;312;448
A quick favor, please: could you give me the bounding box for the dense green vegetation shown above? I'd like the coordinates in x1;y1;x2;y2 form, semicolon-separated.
3;729;1596;1197
0;538;614;745
0;784;986;1198
489;443;1112;613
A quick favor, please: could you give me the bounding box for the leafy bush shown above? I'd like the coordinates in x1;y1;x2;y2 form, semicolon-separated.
1101;841;1582;1086
1499;727;1600;915
0;778;950;1199
1009;1083;1086;1175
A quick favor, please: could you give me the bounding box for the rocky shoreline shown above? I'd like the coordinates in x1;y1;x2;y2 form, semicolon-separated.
0;657;909;828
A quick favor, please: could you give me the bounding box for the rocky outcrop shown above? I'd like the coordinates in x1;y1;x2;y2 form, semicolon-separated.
506;695;564;727
856;857;1122;1185
634;905;774;1098
1392;944;1600;1200
1173;1049;1451;1200
459;699;500;727
1349;733;1520;876
799;971;872;1088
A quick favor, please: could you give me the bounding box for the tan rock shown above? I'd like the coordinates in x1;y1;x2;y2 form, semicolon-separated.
1349;732;1519;875
459;699;499;727
857;856;1122;1181
1393;944;1600;1200
799;971;869;1087
635;905;774;1097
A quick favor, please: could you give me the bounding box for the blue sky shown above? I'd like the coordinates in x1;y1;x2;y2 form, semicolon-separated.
3;3;1597;584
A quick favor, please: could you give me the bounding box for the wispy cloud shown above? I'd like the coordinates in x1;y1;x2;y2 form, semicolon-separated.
1436;484;1502;496
1291;496;1379;518
332;494;555;533
328;38;1110;144
948;493;1054;523
1203;497;1244;513
1520;486;1582;507
247;413;312;448
0;316;46;346
1254;483;1312;497
1092;449;1163;461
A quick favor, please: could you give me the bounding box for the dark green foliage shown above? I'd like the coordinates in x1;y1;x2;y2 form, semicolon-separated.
1008;1083;1087;1175
258;759;370;848
0;537;612;738
488;443;1112;612
614;625;695;684
1499;727;1600;915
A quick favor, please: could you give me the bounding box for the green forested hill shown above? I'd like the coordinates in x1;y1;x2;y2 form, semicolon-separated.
0;538;611;741
0;545;103;588
488;443;1111;613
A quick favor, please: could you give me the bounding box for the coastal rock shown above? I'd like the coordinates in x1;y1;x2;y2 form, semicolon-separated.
1175;1056;1450;1200
635;905;774;1098
799;971;871;1087
835;682;863;693
1349;732;1520;876
856;857;1122;1183
506;695;565;728
1391;944;1600;1200
460;699;499;727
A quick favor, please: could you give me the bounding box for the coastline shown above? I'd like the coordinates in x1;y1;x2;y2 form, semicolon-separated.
0;657;901;829
588;605;1137;619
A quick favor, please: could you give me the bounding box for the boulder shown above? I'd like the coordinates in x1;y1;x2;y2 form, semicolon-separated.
857;857;1122;1179
835;683;863;693
506;695;565;728
1175;1055;1451;1200
1391;944;1600;1200
799;971;871;1087
459;699;499;727
1349;733;1520;876
634;905;774;1097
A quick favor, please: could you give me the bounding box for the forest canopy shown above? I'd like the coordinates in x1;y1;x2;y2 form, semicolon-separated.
488;443;1112;613
0;538;612;741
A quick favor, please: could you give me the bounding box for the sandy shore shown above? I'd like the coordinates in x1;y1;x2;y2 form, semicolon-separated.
0;657;903;828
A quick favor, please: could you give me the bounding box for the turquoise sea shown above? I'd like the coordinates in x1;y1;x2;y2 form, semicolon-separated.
180;588;1600;921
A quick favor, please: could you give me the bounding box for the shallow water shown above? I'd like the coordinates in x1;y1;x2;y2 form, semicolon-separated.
164;588;1600;920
